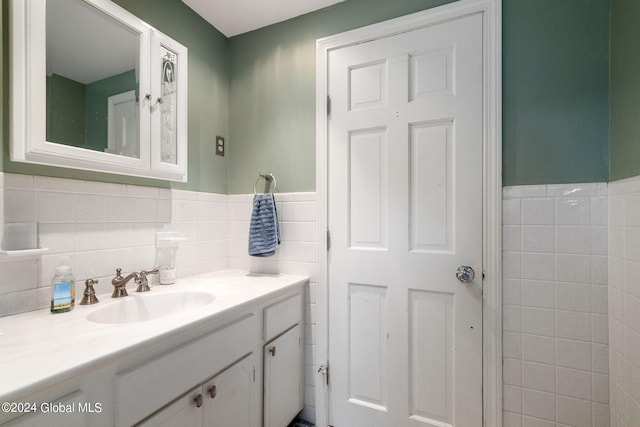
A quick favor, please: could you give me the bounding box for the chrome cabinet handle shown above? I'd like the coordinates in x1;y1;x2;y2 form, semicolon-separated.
194;393;203;408
456;266;475;283
209;385;217;399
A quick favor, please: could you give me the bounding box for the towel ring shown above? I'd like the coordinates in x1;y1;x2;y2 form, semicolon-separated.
253;172;277;194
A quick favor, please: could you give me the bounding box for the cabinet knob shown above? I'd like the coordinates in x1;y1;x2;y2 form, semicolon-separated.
194;393;203;408
209;385;217;399
269;346;277;357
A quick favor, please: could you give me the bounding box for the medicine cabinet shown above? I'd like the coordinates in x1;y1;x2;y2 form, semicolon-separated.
10;0;188;182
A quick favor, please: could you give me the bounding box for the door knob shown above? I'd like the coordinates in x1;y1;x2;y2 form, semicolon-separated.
456;266;475;283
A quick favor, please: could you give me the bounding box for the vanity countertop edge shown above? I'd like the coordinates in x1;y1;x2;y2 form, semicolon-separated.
0;269;309;402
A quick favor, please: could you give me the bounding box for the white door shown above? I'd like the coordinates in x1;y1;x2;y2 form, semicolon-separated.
107;90;139;158
328;12;483;427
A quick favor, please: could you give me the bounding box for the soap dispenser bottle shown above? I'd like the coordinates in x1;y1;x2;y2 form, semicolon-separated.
157;243;178;285
50;264;75;313
156;232;186;285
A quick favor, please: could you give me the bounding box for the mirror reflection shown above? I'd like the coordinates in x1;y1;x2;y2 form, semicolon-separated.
46;0;141;158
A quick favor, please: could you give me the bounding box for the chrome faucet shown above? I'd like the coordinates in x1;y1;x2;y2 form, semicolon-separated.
111;268;159;298
111;268;139;298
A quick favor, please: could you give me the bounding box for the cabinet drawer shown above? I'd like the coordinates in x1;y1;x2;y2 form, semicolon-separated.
116;314;258;426
263;293;302;342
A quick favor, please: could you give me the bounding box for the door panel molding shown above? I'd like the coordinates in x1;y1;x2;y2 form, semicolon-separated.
315;1;502;426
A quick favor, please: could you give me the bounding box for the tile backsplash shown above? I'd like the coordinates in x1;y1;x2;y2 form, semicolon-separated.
0;174;173;315
0;172;318;424
608;177;640;427
502;183;610;427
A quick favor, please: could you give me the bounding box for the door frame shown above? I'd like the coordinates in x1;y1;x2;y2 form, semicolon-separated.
315;0;502;425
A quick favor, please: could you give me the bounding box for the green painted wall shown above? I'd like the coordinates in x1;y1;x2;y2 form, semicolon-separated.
47;74;86;147
503;0;610;185
45;70;137;153
1;0;229;192
227;0;454;194
610;0;640;180
84;69;137;152
2;0;615;194
229;0;611;192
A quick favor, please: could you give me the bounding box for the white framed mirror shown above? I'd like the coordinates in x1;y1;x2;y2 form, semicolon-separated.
10;0;188;182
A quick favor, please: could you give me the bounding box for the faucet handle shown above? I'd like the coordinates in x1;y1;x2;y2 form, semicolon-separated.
115;268;123;279
141;268;159;276
80;279;99;305
135;268;158;293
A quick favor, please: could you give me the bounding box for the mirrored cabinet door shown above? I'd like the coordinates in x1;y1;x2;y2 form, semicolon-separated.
151;31;188;176
10;0;188;182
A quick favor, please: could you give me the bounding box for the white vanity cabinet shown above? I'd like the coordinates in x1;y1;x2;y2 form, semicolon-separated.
4;391;91;427
202;353;257;427
0;273;307;427
136;387;202;427
1;367;115;427
138;353;258;427
116;314;260;426
117;289;305;427
263;294;305;427
264;325;303;427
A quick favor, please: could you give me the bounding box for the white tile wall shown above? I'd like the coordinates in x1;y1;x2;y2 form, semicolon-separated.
503;183;610;427
608;176;640;427
226;192;318;423
0;173;318;424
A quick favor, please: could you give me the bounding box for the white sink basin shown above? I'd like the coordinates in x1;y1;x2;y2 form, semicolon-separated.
86;291;216;324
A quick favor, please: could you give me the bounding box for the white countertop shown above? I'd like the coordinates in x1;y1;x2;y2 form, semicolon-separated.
0;270;308;401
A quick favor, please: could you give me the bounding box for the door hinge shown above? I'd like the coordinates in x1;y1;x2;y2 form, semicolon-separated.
326;230;331;251
318;362;330;386
327;95;331;116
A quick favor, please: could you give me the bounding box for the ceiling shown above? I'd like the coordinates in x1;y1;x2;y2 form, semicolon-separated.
47;0;138;84
181;0;346;37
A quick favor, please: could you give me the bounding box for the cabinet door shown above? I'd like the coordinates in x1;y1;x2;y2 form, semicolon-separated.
150;30;188;181
202;353;257;427
264;324;303;427
136;386;203;427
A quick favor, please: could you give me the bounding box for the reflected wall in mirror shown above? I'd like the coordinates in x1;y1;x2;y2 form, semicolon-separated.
46;0;140;159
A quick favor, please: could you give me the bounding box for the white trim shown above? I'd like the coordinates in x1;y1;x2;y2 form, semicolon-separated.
150;30;189;177
315;1;502;425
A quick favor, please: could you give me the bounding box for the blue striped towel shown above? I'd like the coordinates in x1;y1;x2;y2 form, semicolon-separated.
248;194;280;257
